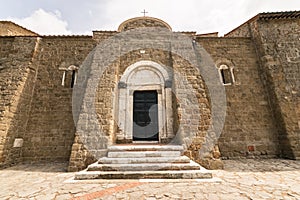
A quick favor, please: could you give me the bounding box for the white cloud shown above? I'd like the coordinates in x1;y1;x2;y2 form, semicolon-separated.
89;0;300;36
86;0;253;35
3;0;300;35
8;9;72;35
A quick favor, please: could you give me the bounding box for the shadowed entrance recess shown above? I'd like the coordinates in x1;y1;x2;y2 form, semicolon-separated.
133;90;159;141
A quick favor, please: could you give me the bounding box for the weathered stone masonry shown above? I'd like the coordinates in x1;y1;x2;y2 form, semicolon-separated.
0;11;299;171
0;37;40;166
226;11;300;159
199;38;279;159
0;35;96;167
22;37;97;163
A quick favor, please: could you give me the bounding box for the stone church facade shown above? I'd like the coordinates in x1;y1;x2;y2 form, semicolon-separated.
0;11;299;171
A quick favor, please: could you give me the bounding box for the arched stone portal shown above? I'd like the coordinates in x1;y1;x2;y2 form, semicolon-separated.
116;60;174;143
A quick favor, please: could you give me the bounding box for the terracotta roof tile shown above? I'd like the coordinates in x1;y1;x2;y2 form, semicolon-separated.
259;11;300;20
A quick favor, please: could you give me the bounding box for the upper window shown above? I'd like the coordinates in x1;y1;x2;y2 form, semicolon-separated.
218;64;235;85
60;65;79;88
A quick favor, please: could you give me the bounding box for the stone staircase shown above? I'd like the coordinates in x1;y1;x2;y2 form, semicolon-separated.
75;145;212;179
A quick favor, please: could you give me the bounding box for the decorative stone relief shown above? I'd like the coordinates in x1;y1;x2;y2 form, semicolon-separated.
118;81;127;88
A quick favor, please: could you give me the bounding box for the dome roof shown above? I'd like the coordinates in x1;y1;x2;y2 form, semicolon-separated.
118;17;172;32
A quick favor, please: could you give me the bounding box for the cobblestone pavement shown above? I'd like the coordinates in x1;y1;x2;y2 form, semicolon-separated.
0;159;299;200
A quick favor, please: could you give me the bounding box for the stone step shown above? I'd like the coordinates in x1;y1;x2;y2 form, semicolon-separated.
74;144;213;180
88;161;200;171
107;151;181;158
98;156;190;164
75;169;212;179
108;145;184;152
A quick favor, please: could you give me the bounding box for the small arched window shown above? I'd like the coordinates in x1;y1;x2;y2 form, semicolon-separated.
218;64;235;85
60;65;79;88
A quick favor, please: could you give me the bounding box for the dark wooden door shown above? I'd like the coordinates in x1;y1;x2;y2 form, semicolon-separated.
133;91;158;141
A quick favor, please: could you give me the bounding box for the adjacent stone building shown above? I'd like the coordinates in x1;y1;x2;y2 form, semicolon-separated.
0;11;299;171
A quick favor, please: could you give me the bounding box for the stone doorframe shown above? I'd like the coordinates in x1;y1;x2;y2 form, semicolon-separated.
116;60;174;143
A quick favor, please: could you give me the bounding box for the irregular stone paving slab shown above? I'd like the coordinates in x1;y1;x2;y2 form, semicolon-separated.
0;159;299;200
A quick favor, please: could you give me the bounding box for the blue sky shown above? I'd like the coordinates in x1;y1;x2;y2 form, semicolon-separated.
1;0;300;35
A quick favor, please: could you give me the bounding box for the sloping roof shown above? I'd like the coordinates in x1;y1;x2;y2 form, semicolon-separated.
196;32;218;37
259;11;300;20
225;11;300;36
0;21;39;36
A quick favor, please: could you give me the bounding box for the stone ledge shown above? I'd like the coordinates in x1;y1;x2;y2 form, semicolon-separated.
75;169;212;179
87;161;201;171
108;145;184;152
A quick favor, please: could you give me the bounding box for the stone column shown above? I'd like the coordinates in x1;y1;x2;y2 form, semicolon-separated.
117;82;127;142
165;80;174;139
126;90;134;140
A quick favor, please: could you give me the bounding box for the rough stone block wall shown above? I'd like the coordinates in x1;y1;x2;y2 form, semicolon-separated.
0;37;39;167
92;31;117;43
95;62;118;142
171;53;213;167
228;17;300;159
198;37;279;158
116;49;211;145
69;33;279;170
22;36;96;163
94;48;174;145
255;19;300;159
68;33;117;171
225;21;252;37
70;43;214;170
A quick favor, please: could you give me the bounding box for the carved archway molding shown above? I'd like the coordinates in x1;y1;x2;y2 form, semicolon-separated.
116;60;174;143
